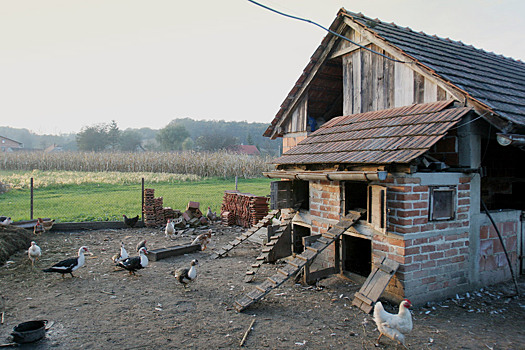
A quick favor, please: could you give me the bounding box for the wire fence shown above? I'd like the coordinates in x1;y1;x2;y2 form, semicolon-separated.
0;176;272;224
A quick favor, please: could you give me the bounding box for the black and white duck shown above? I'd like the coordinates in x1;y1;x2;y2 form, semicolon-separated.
118;247;148;276
43;246;89;278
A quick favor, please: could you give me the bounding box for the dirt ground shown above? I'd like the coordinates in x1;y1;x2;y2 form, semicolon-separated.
0;224;524;349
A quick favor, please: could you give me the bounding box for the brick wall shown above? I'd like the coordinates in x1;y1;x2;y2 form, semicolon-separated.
309;180;341;269
478;215;519;286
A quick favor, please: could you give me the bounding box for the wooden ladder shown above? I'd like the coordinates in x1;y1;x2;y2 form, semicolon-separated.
234;210;364;312
243;210;295;283
210;210;280;260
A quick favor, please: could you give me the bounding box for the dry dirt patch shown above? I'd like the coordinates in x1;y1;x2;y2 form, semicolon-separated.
0;224;524;349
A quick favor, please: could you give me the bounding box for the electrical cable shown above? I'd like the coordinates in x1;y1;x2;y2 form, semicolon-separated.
246;0;409;63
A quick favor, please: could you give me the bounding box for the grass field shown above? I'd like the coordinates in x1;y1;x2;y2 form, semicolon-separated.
0;171;273;222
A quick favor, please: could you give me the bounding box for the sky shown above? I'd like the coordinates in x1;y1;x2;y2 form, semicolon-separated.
1;0;524;135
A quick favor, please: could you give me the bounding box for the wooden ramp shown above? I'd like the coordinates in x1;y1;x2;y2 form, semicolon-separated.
243;210;295;283
234;210;363;312
352;256;400;313
210;210;279;260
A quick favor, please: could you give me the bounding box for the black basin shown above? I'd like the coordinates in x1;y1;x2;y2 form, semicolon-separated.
11;320;47;344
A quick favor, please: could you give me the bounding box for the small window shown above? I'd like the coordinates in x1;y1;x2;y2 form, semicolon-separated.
429;186;456;221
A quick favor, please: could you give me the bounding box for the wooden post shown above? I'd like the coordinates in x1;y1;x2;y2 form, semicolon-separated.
30;177;34;220
141;178;145;223
235;176;238;191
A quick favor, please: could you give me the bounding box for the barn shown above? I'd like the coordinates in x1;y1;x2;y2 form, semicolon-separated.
262;9;525;306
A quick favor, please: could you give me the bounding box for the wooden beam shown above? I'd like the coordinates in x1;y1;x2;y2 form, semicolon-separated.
329;40;370;59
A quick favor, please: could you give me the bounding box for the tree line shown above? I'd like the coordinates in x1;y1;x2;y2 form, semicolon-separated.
0;119;280;155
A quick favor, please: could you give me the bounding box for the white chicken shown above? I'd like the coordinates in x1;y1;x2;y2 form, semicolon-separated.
27;241;41;266
373;299;413;348
191;229;212;250
112;242;129;264
165;219;176;238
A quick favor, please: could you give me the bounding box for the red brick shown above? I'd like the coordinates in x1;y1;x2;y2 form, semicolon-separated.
422;276;437;284
421;245;436;253
413;254;429;262
397;193;421;201
397;210;421;218
405;246;420;255
458;184;470;191
395;177;421;184
413;217;428;225
458;198;470;206
430;252;444;259
394;226;421;234
421;260;436;269
445;248;458;257
390;201;413;209
435;222;450;230
412;185;428;193
310;210;321;217
373;242;389;252
413;238;429;245
413;201;428;209
459;176;471;183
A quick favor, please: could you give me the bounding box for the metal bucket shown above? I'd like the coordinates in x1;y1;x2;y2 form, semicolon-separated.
11;320;47;344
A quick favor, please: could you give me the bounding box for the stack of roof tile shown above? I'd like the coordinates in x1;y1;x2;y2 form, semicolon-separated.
221;191;269;228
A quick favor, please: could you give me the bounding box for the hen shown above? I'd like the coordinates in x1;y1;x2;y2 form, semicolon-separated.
206;207;217;222
28;241;42;266
191;229;212;251
123;215;139;228
373;299;412;348
165;219;176;238
173;259;198;290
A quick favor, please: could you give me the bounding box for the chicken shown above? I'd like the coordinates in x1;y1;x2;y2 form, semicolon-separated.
33;220;45;235
112;242;129;264
123;215;140;228
28;241;41;266
0;216;12;226
373;299;413;348
136;239;147;252
206;207;217;222
165;219;176;238
38;217;55;230
172;259;198;290
191;229;212;251
117;247;148;276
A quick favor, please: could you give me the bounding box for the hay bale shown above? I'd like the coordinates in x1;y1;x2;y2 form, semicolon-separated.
0;225;32;265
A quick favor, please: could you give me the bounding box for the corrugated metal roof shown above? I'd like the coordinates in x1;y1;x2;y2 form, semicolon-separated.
273;100;471;165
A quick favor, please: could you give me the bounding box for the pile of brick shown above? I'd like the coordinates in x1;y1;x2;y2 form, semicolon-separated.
143;188;181;228
221;190;269;228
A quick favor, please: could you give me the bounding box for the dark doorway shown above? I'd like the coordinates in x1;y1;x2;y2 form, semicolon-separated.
344;181;367;214
293;224;311;254
293;180;310;210
342;235;371;277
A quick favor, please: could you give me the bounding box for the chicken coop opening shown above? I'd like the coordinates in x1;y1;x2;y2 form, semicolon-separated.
343;181;368;214
292;224;311;254
293;180;310;210
342;234;372;278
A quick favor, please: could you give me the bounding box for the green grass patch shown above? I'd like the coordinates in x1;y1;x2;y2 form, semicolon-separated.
0;172;273;222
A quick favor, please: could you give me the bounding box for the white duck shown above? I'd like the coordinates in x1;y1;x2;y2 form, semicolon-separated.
173;259;198;290
28;241;42;266
43;246;89;278
112;242;129;264
0;216;12;226
165;219;176;238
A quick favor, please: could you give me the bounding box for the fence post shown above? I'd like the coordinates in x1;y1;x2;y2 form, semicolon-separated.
235;176;238;191
141;177;145;224
30;177;34;220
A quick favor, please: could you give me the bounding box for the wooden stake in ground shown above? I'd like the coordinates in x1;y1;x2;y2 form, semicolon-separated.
240;319;256;347
0;312;3;325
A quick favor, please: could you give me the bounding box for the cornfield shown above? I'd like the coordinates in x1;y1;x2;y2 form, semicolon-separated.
0;151;275;178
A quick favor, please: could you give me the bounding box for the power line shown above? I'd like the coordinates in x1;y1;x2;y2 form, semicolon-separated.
246;0;409;64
